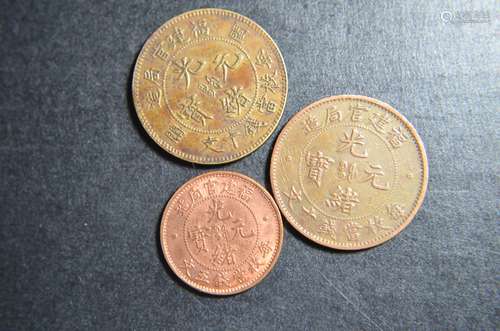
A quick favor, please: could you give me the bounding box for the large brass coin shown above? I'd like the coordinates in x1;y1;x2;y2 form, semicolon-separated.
270;95;428;250
133;9;287;164
160;171;284;295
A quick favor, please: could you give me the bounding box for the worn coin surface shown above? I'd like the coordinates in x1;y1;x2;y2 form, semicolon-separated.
160;171;283;295
270;95;428;250
133;9;287;164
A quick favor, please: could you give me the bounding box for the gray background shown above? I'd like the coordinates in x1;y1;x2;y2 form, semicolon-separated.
1;0;499;330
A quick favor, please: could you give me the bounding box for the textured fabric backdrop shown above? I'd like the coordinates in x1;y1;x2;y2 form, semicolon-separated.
1;0;498;330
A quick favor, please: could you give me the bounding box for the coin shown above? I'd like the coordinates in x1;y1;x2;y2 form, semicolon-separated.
133;9;287;164
270;95;428;250
160;171;283;295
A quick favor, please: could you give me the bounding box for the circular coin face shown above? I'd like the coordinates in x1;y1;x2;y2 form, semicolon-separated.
270;95;428;250
160;171;283;295
133;9;287;164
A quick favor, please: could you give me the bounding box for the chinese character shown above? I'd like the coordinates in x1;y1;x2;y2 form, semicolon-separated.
153;42;170;62
326;107;342;124
337;128;368;158
366;216;391;234
210;223;229;242
189;187;203;203
204;179;218;196
337;160;358;183
144;88;161;109
198;83;215;98
255;48;273;69
205;75;222;89
259;70;279;94
231;218;255;239
202;136;224;153
350;103;369;122
229;23;247;42
387;203;405;220
283;185;302;209
188;225;210;253
220;86;250;117
303;115;321;134
194;270;210;284
174;198;190;216
305;151;334;187
178;94;213;126
344;221;362;241
165;125;184;143
257;240;272;258
239;185;254;202
183;258;196;278
302;206;317;220
232;268;247;284
360;164;390;190
325;185;360;215
191;19;210;38
172;57;205;89
167;27;190;49
198;75;222;98
370;112;391;133
387;127;409;148
244;118;268;136
255;95;277;114
247;255;265;273
228;127;241;149
144;68;161;86
213;52;242;81
207;199;232;222
213;272;230;288
221;180;238;196
203;75;223;96
319;219;336;238
211;243;238;266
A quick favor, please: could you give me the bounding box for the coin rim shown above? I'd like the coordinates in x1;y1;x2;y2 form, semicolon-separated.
132;8;288;164
160;171;284;295
270;95;429;250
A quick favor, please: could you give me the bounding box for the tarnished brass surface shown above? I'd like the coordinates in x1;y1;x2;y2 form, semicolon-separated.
133;9;287;164
270;95;428;250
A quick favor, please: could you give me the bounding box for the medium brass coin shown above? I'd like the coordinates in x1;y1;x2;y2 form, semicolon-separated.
133;9;287;164
160;171;284;295
270;95;428;250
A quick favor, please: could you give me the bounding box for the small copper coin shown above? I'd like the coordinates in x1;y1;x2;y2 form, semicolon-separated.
270;95;428;250
160;171;283;295
133;9;287;164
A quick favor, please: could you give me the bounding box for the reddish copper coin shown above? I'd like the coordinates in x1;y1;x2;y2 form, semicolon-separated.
160;171;283;295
